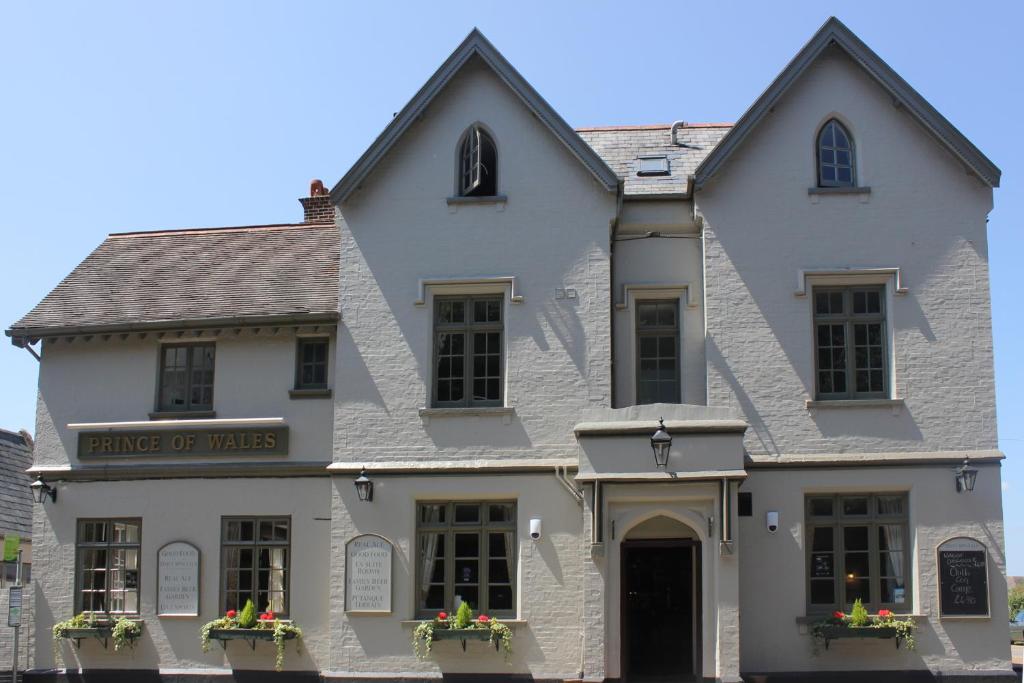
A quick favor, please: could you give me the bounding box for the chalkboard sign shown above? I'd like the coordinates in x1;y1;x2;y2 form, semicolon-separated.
937;537;989;618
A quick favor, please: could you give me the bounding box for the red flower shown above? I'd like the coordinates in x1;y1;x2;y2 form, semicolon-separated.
878;609;892;617
437;612;448;620
832;611;845;619
259;613;270;621
226;610;237;618
266;611;274;620
478;615;490;623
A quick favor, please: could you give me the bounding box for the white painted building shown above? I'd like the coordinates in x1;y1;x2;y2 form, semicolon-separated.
6;17;1013;683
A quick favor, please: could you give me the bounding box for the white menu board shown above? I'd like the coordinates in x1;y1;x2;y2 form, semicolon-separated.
345;534;393;613
158;541;200;617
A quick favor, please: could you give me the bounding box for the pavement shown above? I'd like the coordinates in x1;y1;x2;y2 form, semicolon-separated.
1014;643;1022;676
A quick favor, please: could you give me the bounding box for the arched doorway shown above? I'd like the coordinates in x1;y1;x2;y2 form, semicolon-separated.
620;516;701;682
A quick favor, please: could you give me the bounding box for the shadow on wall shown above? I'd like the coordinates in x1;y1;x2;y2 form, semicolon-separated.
705;334;780;457
334;323;388;410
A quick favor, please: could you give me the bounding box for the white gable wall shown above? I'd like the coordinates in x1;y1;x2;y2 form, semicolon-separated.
697;46;996;456
334;56;617;463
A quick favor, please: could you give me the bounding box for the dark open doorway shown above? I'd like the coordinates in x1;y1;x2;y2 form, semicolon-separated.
621;539;701;682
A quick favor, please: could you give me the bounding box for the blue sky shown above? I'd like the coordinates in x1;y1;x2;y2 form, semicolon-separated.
1;2;1021;572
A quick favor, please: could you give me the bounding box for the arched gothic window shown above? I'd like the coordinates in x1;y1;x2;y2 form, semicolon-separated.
458;125;497;197
817;119;856;187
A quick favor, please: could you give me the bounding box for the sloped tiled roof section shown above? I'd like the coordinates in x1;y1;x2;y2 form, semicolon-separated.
0;429;33;538
577;123;732;196
8;223;340;337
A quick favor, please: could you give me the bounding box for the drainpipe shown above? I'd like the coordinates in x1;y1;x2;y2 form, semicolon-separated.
720;478;734;554
555;465;584;505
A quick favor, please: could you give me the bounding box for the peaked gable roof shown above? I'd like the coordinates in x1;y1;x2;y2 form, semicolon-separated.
694;17;1001;190
330;29;620;203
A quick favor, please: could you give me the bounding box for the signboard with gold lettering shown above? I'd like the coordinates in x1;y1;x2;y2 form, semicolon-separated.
158;541;200;617
345;534;393;614
78;427;288;457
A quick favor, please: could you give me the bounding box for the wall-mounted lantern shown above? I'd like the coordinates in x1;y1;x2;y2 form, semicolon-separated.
650;418;672;469
30;476;57;504
354;468;374;502
954;459;978;494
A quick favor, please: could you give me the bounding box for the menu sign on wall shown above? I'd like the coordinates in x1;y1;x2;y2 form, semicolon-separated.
158;541;200;617
345;534;393;613
937;537;989;618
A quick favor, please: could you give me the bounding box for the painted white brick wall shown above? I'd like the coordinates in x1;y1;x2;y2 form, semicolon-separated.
698;49;997;456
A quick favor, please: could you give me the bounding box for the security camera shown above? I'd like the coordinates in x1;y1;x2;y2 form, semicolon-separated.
530;518;542;540
766;511;779;534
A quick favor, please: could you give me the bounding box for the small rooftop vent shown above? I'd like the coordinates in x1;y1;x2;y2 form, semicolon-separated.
637;155;670;176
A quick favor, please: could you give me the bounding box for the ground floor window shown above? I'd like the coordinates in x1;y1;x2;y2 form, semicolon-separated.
416;501;516;618
221;517;290;615
75;519;141;614
806;493;909;613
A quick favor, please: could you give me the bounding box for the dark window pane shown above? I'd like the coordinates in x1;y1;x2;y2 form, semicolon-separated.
454;504;480;524
809;498;834;517
424;585;445;610
454;533;479;557
455;586;479;611
877;497;904;516
488;504;514;523
881;578;907;604
844;552;870;577
489;559;510;583
420;505;446;524
489;585;513;610
455;559;478;584
844;526;869;551
811;553;834;577
810;580;835;605
812;526;834;551
842;497;869;516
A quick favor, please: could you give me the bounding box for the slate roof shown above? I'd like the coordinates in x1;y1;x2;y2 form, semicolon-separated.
0;429;33;539
7;223;340;339
577;123;732;197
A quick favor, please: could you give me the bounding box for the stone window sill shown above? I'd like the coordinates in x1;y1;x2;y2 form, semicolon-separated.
418;406;516;425
808;186;871;204
805;398;905;415
446;194;508;205
807;186;871;195
288;388;332;399
148;410;216;420
400;618;526;627
795;613;926;625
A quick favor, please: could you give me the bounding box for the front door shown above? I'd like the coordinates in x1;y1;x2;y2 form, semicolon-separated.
622;540;699;682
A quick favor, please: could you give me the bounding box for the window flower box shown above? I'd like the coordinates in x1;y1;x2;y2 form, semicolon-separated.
53;616;143;651
809;600;915;652
412;606;513;660
817;625;901;649
199;601;303;671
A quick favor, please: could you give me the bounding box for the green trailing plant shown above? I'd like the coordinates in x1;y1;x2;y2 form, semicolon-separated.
412;608;513;662
809;603;916;653
110;617;142;651
199;605;302;672
1009;585;1024;623
51;612;141;661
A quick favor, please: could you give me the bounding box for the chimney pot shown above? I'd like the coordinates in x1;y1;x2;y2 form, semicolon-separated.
299;179;334;223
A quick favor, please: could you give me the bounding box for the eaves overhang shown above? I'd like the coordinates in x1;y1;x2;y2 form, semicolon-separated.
693;16;1001;191
329;28;620;204
6;311;340;347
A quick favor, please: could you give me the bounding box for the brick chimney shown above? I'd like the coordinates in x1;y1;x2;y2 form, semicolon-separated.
299;179;335;223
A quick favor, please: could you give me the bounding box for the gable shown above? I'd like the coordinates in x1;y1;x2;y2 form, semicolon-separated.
330;29;619;204
694;17;1000;190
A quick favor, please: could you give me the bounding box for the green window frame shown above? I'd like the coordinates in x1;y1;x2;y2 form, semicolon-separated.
432;296;503;408
805;494;910;613
220;516;291;616
158;343;216;412
812;286;887;399
415;501;516;619
75;518;141;615
295;337;330;390
636;299;680;404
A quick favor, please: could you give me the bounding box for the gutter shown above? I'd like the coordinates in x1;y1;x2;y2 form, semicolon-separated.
6;311;340;346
